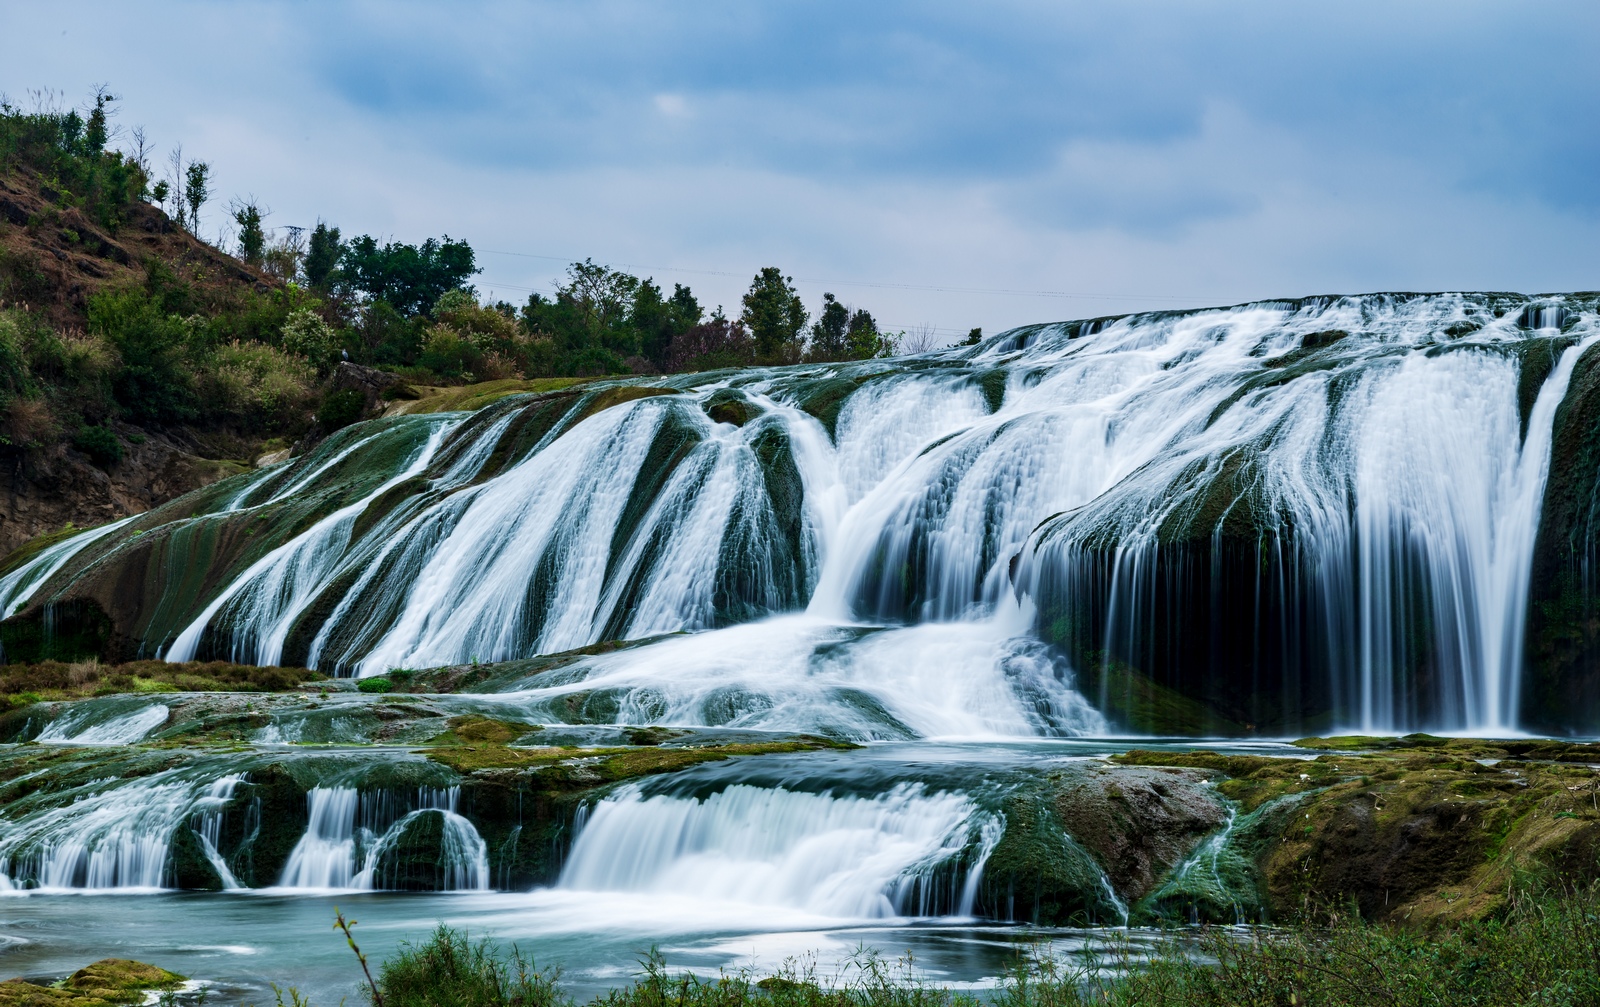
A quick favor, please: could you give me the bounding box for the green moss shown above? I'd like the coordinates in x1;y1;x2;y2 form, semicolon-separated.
425;736;856;784
703;388;763;427
0;523;86;578
62;960;184;1003
428;714;538;746
392;377;595;415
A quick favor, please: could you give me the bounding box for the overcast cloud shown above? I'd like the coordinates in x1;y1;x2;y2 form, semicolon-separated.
3;1;1596;337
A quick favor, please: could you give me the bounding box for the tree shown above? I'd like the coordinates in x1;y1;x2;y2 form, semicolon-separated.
807;292;849;361
633;280;702;370
305;222;343;289
962;327;983;346
231;199;266;266
183;160;210;234
846;308;893;359
741;267;807;364
84;88;113;156
339;234;479;317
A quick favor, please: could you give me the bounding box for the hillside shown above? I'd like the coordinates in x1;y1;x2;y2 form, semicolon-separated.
0;120;305;553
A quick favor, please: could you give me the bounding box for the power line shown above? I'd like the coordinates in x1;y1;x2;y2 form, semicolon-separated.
478;249;1203;303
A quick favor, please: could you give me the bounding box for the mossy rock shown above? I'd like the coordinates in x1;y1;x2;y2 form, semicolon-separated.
976;792;1124;925
388;377;594;415
0;524;87;579
64;960;183;1003
571;385;675;425
703;388;763;427
792;376;865;438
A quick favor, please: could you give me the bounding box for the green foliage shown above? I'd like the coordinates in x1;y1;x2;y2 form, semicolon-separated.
356;675;394;693
305;223;343;289
281;308;344;374
961;327;982;346
232;199;266;265
318;388;366;430
0;92;149;229
741;267;808;364
87;285;196;423
183;160;209;233
340;234;479;317
808;293;850;361
375;926;565;1007
72;424;121;466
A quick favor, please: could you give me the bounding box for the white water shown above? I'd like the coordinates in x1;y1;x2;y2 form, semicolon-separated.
0;293;1577;735
561;782;992;919
0;515;138;620
276;786;490;892
0;770;242;891
36;703;169;745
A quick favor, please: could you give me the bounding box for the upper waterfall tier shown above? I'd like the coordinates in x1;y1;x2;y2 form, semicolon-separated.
4;292;1598;735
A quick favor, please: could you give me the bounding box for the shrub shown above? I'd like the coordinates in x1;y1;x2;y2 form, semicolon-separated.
317;388;366;430
73;424;121;465
281;308;343;374
198;340;316;429
87;286;196;424
356;675;393;693
376;926;565;1007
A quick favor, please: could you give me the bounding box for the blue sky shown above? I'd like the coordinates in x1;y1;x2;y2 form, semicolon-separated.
5;2;1597;337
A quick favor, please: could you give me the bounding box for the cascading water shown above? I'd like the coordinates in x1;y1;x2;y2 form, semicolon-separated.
560;782;995;918
4;293;1597;736
0;769;243;891
276;785;489;892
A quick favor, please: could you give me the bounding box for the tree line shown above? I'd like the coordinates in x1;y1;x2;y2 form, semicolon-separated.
0;88;966;463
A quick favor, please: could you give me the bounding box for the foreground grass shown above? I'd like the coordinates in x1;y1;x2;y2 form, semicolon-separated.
359;885;1600;1007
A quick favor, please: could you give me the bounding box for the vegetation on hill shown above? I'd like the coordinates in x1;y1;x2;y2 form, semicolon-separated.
0;89;915;473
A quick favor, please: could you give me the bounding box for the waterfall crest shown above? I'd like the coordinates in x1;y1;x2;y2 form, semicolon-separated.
3;292;1595;734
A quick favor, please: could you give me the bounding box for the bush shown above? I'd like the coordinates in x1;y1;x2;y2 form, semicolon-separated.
197;340;316;429
375;926;565;1007
356;675;393;693
73;424;121;465
87;286;196;424
317;388;366;430
281;308;343;374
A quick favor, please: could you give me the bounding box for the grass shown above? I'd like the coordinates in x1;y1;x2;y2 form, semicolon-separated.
346;885;1600;1007
0;658;324;708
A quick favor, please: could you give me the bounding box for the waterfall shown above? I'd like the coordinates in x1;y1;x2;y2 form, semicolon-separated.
560;782;993;919
277;787;363;889
0;770;240;891
36;703;170;745
0;292;1588;735
276;786;490;892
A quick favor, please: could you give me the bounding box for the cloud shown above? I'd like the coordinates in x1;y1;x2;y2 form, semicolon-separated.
1;0;1596;337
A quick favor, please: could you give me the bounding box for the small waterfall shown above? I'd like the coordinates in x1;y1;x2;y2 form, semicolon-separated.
560;782;991;919
190;775;244;890
0;771;240;891
277;787;362;889
277;786;490;892
0;516;139;620
36;703;169;745
165;420;457;665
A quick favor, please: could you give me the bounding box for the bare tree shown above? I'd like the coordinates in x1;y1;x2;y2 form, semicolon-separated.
164;145;186;224
900;323;942;355
128;126;153;175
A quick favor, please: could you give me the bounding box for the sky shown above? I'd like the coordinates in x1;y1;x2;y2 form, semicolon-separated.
4;1;1597;340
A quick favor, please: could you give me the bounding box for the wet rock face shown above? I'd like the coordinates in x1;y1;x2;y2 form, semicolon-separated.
1051;765;1229;901
977;763;1228;924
